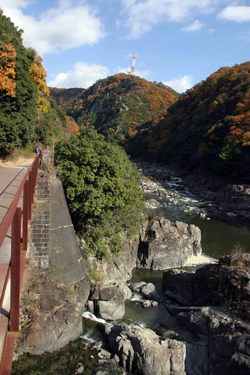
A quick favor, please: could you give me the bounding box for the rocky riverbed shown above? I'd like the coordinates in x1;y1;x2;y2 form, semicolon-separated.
14;162;250;375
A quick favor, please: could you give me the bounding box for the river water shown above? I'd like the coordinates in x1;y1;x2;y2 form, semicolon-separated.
138;162;250;259
124;162;250;328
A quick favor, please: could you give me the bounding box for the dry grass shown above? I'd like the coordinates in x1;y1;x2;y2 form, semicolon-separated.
0;148;35;168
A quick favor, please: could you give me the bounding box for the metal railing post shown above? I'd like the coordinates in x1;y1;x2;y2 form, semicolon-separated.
10;208;22;332
22;180;29;251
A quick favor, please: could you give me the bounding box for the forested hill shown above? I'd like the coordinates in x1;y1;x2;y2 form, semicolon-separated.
132;62;250;183
50;87;85;118
0;11;69;157
52;74;178;143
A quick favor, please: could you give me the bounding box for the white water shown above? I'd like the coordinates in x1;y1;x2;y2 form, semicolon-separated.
82;311;106;324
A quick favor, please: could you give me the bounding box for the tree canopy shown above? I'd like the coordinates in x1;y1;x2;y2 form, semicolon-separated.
134;62;250;183
0;10;67;156
55;126;144;259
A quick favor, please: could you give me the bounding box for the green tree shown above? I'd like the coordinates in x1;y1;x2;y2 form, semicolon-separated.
0;11;37;155
55;126;144;259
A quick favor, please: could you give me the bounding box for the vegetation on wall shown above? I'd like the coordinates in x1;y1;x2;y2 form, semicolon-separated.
55;126;144;259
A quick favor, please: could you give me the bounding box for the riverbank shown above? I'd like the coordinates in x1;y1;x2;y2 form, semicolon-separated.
137;159;250;224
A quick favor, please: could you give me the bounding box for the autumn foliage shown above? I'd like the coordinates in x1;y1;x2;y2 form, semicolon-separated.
141;62;250;182
0;41;16;97
29;53;50;112
51;74;178;144
0;10;67;156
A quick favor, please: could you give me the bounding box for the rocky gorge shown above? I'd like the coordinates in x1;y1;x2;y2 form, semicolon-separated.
14;162;250;375
79;163;250;375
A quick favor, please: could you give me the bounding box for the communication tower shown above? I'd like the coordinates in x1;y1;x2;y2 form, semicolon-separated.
130;53;137;74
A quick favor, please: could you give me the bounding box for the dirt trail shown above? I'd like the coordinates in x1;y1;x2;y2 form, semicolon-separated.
0;157;34;168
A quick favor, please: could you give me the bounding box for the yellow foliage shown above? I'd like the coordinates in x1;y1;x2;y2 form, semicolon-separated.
242;131;250;147
29;53;50;112
0;42;16;97
65;115;80;134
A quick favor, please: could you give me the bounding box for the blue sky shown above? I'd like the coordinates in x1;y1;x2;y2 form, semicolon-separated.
0;0;250;92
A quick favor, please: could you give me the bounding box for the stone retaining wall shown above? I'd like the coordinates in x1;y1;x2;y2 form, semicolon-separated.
29;171;50;268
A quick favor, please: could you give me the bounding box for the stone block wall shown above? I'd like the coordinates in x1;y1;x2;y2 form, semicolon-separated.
29;171;50;268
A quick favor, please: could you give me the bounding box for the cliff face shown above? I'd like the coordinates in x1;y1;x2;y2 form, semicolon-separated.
136;62;250;183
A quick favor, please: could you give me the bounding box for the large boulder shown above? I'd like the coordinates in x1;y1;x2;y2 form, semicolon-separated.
103;323;186;375
89;282;132;321
138;217;202;270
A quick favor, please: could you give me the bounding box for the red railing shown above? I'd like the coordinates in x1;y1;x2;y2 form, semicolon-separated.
0;157;39;375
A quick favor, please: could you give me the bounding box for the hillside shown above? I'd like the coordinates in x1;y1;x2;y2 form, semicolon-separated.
136;62;250;183
56;74;178;143
0;11;68;157
50;87;85;119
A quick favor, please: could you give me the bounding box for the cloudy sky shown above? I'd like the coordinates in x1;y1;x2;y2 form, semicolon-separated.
0;0;250;92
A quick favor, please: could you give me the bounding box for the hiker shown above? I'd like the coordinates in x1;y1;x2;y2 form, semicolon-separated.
35;145;40;158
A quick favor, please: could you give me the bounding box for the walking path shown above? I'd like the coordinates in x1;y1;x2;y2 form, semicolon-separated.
0;160;33;370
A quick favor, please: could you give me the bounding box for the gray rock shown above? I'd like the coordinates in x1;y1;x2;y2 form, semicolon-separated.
98;300;125;321
87;300;94;313
138;217;202;270
141;282;156;297
142;300;152;308
129;281;146;293
87;236;139;284
162;269;193;305
90;282;130;321
103;323;186;375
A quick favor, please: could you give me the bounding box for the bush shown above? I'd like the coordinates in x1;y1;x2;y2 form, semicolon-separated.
55;126;144;259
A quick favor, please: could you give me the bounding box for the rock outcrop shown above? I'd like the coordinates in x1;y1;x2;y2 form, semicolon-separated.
18;265;90;355
163;253;250;319
87;237;139;285
86;238;138;321
214;184;250;221
103;323;186;375
162;254;250;375
138;217;202;270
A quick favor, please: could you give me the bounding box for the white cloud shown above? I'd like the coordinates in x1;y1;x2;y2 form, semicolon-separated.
121;0;226;38
182;19;204;31
48;62;110;88
164;75;193;93
0;0;105;55
218;6;250;22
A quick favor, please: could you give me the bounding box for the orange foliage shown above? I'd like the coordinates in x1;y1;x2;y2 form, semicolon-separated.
66;115;80;134
0;42;16;97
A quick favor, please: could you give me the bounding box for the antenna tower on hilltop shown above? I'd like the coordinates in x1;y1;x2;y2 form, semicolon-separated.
130;53;137;74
